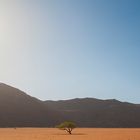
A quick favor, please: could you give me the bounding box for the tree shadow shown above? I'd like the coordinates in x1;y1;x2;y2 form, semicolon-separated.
54;133;86;135
71;133;86;135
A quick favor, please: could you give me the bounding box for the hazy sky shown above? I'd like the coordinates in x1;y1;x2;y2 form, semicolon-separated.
0;0;140;103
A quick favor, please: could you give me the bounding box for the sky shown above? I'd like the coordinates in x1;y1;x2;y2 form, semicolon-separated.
0;0;140;103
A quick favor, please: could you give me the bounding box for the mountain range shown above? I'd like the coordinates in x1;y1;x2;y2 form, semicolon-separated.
0;83;140;128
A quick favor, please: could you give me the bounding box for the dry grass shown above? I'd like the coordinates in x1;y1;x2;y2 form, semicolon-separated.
0;128;140;140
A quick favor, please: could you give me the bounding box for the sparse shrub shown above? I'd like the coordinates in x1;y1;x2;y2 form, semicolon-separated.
56;121;76;134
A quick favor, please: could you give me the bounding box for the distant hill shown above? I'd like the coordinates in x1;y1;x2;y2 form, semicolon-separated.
0;83;140;127
44;98;140;127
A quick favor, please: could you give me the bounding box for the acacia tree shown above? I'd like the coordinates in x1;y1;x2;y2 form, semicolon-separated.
56;121;76;134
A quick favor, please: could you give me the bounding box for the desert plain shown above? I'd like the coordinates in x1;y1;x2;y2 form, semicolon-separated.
0;128;140;140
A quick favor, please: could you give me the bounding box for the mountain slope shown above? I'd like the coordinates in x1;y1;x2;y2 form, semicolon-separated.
44;98;140;127
0;83;140;128
0;83;62;127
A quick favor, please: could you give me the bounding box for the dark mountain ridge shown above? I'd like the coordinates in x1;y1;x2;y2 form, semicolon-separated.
0;83;140;127
0;83;62;127
45;98;140;127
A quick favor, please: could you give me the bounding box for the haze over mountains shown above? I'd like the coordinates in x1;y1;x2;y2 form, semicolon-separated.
0;83;140;128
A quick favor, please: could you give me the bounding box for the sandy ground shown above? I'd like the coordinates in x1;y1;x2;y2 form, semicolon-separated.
0;128;139;140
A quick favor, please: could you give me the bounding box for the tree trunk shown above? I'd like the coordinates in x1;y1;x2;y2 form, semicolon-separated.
68;131;72;134
66;128;72;134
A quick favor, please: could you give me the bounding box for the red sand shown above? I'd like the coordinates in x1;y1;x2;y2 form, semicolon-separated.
0;128;139;140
